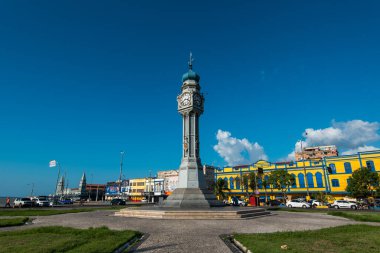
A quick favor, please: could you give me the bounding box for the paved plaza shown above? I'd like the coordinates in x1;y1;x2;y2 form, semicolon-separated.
2;209;376;252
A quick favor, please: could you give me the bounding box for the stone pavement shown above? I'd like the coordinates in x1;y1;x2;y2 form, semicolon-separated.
1;210;371;252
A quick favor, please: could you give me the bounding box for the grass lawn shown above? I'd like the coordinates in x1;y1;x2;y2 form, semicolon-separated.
328;211;380;222
268;207;380;222
0;217;29;227
0;206;123;217
234;225;380;253
0;226;141;253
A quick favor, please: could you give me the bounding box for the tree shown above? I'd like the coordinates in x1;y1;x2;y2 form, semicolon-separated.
268;169;295;203
214;178;230;200
312;191;329;204
242;172;258;198
262;177;270;205
346;167;380;198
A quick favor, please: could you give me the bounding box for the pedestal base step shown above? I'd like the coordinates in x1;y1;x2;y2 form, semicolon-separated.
115;207;271;220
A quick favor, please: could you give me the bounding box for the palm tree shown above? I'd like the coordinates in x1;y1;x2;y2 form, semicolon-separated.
214;178;230;201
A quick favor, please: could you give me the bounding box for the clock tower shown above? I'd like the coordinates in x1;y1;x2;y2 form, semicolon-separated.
164;53;223;208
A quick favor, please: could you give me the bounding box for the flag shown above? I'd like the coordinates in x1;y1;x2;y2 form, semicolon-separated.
49;160;57;168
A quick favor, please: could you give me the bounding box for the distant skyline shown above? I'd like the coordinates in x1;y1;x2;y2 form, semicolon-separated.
1;1;380;196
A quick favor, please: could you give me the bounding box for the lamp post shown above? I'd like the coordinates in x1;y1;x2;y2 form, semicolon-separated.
299;139;310;200
27;183;34;197
119;151;125;198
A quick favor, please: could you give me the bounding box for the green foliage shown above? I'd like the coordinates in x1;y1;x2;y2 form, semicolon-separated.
234;225;380;253
268;169;294;202
0;217;29;227
0;226;141;253
0;207;123;217
312;191;329;203
242;172;257;195
214;178;230;200
346;167;380;198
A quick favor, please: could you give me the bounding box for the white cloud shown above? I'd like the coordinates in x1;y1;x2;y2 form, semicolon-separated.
303;120;380;149
213;130;268;166
342;145;379;155
286;120;380;159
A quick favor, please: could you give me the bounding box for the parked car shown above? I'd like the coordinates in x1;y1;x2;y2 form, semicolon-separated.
330;200;357;209
230;197;247;206
286;199;311;208
31;198;50;207
111;198;126;205
58;198;73;205
13;198;34;208
309;200;323;207
267;199;285;207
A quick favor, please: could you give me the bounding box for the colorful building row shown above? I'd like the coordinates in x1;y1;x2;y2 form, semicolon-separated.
215;150;380;201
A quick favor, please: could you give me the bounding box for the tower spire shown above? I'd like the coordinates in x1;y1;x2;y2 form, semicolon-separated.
188;52;193;70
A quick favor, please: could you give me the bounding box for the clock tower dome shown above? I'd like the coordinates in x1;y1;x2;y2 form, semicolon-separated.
164;53;223;208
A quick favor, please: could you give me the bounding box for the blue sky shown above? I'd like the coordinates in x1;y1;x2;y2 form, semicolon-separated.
1;1;380;196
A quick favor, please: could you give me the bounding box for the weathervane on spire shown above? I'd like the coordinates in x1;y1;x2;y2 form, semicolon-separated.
188;52;193;70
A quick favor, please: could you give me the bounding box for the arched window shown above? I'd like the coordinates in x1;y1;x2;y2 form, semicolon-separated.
290;174;297;188
307;173;314;188
235;177;241;189
298;174;305;188
366;160;376;172
230;177;234;190
264;175;270;188
257;177;263;189
315;172;323;187
224;177;228;188
344;162;352;173
329;163;336;174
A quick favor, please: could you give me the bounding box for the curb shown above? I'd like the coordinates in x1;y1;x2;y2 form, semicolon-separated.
220;234;252;253
232;238;252;253
114;233;146;253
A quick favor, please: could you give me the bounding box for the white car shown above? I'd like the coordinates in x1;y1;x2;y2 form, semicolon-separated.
229;198;247;206
286;199;311;208
330;200;357;209
32;198;50;207
13;198;34;208
311;200;323;207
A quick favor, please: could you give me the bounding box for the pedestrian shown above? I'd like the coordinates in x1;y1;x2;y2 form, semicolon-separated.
5;197;11;208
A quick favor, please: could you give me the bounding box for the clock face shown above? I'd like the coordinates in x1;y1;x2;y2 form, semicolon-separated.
181;92;191;106
193;93;202;107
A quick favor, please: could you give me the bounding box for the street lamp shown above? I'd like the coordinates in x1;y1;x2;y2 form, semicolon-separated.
27;183;34;197
299;138;310;200
119;151;125;197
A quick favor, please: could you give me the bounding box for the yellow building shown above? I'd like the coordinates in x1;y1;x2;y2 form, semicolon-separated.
215;150;380;202
129;178;146;201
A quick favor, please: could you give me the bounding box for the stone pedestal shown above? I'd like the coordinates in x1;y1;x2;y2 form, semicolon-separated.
163;188;224;208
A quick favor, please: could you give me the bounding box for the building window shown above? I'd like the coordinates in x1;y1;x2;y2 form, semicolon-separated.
298;174;305;188
344;162;352;173
347;178;351;186
224;177;228;188
315;172;323;187
235;177;241;189
291;174;297;188
329;163;336;174
331;179;340;187
366;160;376;172
264;175;270;188
257;177;263;189
307;173;314;188
230;177;234;190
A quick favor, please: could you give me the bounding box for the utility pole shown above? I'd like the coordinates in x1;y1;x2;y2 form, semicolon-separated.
300;139;310;200
119;151;125;197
